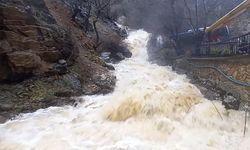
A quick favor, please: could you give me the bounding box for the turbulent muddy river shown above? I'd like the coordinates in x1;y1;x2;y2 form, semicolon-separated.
0;30;249;150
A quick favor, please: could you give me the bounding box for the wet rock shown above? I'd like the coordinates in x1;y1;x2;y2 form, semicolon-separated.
51;60;68;75
0;103;13;111
196;85;222;101
0;115;7;124
83;84;102;95
102;18;128;37
107;42;132;58
54;91;75;97
74;58;116;95
92;73;116;94
100;42;132;64
81;71;116;95
33;97;75;110
0;72;82;119
222;94;240;110
100;52;111;62
58;59;67;65
105;64;115;70
116;52;126;60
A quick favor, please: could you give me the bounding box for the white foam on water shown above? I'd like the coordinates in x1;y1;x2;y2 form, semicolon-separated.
0;30;249;150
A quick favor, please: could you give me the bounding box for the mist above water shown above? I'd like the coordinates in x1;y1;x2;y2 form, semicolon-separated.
111;0;244;35
0;30;249;150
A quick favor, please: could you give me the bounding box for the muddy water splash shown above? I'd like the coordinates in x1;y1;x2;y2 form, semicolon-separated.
0;30;249;150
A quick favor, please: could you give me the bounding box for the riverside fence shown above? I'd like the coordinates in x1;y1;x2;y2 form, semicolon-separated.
200;32;250;56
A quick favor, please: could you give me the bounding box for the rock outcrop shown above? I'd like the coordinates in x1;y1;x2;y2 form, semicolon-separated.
58;0;130;63
0;4;77;82
0;0;125;121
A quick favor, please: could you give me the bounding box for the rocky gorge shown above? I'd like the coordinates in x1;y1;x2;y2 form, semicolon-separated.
0;0;130;123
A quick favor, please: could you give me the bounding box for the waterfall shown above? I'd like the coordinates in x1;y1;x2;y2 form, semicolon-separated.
0;30;249;150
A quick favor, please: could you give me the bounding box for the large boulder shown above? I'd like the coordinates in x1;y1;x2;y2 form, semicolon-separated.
74;57;116;95
7;51;42;74
100;42;132;63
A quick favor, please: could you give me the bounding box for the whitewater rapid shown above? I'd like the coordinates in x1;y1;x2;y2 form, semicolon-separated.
0;30;249;150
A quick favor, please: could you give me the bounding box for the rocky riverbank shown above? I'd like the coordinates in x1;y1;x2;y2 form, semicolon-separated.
0;0;129;122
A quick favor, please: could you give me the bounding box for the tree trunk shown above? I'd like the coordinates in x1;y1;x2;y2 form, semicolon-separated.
93;20;99;45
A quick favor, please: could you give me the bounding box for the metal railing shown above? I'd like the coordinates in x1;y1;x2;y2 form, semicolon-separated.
200;32;250;56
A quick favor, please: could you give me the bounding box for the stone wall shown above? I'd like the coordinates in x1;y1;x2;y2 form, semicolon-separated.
176;55;250;105
228;8;250;37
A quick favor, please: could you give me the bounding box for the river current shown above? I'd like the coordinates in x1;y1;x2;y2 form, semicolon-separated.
0;30;249;150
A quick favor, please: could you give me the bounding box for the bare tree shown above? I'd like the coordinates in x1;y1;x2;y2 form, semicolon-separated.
107;0;244;56
182;0;221;55
92;0;113;46
71;0;114;48
165;0;185;55
71;0;92;33
83;0;92;33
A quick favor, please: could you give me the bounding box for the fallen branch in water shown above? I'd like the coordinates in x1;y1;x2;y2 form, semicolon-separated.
244;110;248;136
211;101;223;120
244;104;249;137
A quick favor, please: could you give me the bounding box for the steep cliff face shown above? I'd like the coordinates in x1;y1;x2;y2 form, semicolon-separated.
0;0;125;121
0;5;77;82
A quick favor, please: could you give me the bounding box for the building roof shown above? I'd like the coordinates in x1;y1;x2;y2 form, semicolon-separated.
206;0;250;33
